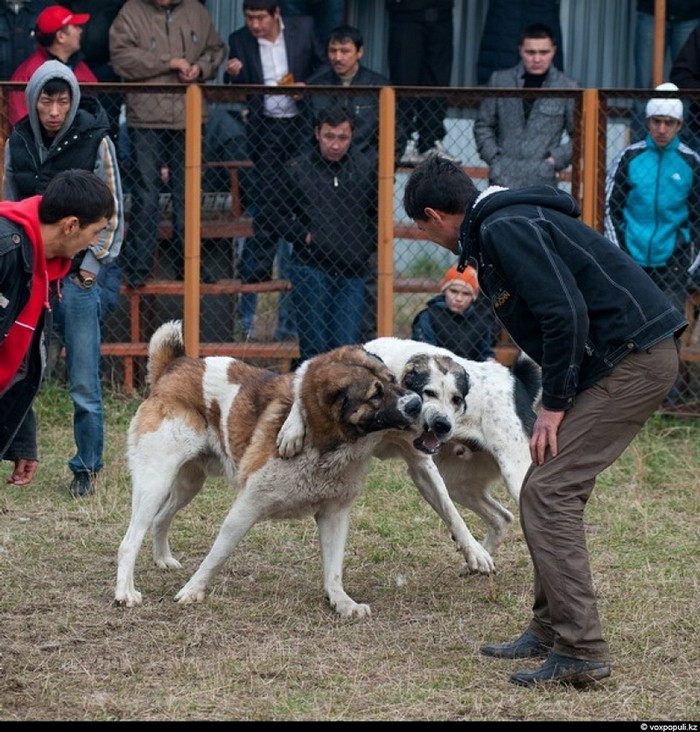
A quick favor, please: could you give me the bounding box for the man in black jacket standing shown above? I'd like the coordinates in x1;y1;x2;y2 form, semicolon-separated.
403;155;686;688
306;23;402;341
277;106;377;361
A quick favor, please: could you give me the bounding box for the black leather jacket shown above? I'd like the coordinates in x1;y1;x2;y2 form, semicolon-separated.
458;186;687;410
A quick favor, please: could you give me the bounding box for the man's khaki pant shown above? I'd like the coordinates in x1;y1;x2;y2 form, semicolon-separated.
521;338;680;661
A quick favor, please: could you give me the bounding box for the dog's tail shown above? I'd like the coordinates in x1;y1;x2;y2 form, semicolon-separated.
511;355;542;435
147;320;185;388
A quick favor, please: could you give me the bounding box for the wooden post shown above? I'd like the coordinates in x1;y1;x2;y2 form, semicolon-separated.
581;88;599;228
377;85;396;337
653;0;667;87
183;84;203;358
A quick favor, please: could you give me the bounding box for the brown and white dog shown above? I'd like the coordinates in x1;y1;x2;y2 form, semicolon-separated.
278;337;541;573
114;321;422;617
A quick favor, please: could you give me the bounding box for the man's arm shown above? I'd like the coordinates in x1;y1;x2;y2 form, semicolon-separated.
546;98;575;170
545;71;580;169
224;32;259;85
2;139;19;201
192;12;226;82
603;150;631;249
473;92;500;166
82;137;125;275
275;161;309;246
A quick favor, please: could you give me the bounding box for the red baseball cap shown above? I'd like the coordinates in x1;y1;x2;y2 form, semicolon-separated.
36;5;90;35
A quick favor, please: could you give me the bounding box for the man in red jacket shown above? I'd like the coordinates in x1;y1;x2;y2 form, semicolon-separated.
0;170;114;486
8;4;95;126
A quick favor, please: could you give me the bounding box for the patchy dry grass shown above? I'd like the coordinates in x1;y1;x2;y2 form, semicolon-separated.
0;384;698;721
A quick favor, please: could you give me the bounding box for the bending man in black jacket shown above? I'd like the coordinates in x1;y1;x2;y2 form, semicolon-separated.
403;155;686;689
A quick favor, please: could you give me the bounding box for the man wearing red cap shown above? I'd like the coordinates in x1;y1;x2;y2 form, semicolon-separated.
8;4;95;127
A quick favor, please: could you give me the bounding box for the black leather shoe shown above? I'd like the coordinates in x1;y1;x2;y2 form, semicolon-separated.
480;630;553;659
510;652;611;688
69;472;96;498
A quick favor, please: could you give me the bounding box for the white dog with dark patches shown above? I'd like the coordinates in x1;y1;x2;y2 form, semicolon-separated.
114;322;423;617
278;337;541;571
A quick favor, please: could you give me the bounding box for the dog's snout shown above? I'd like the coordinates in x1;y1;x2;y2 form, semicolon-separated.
401;392;422;420
431;415;453;437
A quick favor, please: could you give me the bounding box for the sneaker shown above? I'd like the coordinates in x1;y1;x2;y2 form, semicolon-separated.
399;139;424;167
69;472;97;498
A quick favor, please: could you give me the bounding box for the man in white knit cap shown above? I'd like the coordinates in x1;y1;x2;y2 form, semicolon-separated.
605;82;700;316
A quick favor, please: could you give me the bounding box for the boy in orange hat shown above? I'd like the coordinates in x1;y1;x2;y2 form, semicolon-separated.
411;264;498;362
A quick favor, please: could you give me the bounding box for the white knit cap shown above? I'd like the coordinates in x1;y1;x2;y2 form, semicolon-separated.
645;82;684;120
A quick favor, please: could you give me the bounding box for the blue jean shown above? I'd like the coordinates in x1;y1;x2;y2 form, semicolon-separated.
238;238;297;339
631;12;699;141
51;276;104;475
122;127;185;284
290;264;365;361
97;260;121;320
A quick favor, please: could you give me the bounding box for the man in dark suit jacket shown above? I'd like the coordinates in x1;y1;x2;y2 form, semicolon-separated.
224;0;325;332
306;24;393;159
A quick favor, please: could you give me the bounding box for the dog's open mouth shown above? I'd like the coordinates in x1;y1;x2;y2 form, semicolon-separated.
413;429;443;454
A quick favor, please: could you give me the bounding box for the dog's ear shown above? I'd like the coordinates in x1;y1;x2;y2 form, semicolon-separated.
363;348;386;366
401;354;431;393
454;367;470;399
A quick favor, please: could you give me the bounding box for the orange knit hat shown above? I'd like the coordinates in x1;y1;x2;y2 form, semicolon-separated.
440;264;479;297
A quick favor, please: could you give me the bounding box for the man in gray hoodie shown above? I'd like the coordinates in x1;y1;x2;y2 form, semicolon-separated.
3;59;123;497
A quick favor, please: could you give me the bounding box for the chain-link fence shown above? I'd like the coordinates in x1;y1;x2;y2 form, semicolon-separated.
0;81;698;414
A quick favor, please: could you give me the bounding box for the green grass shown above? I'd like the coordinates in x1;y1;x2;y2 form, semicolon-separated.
0;383;698;721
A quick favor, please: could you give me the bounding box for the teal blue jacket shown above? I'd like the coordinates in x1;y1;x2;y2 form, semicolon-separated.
604;134;700;268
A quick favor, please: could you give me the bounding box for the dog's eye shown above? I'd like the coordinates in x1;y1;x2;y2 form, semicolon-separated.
423;388;437;400
452;395;465;408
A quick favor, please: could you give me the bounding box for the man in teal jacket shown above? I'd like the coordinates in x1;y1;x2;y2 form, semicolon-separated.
605;82;700;314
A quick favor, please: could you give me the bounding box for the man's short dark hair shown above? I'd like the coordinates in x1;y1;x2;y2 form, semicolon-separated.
519;23;555;46
39;169;114;227
34;30;58;49
41;78;72;98
327;25;364;51
243;0;278;14
315;106;354;131
403;156;478;221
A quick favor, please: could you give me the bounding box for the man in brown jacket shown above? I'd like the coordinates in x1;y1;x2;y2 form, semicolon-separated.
109;0;225;287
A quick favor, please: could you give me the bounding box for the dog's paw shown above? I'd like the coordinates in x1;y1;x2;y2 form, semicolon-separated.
329;594;372;619
277;430;305;458
114;589;142;608
155;556;183;570
459;561;497;578
174;585;206;604
458;541;496;575
277;403;306;458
